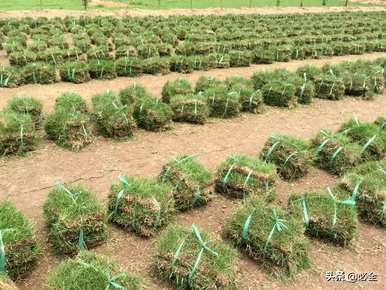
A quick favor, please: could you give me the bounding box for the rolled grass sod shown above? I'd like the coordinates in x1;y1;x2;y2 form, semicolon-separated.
107;176;175;238
54;92;88;113
21;62;56;84
261;81;297;108
0;201;40;280
43;183;108;255
170;94;209;125
159;155;212;211
115;57;142;77
46;251;141;290
88;60;117;80
59;61;91;84
0;65;20;88
119;83;149;106
288;188;358;246
205;87;241;118
153;224;238;290
260;134;314;180
0;273;18;289
161;79;194;104
215;154;277;199
6;96;43;127
224;197;310;278
314;74;345;100
195;76;224;93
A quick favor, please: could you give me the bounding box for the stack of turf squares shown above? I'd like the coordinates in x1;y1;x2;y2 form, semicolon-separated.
119;83;149;106
44;93;93;151
153;224;238;289
159;155;212;210
338;160;386;227
0;201;40;280
43;183;107;255
195;76;224;93
47;251;142;290
204;87;241;118
261;134;314;180
288;186;359;246
6;96;43;127
161;79;193;104
107;176;175;237
215;154;277;199
60;61;91;84
92;91;136;138
224;197;310;277
0;273;18;290
169;94;209;124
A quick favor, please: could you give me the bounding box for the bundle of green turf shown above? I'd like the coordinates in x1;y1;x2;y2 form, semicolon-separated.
273;45;293;62
159;155;212;211
261;81;297;108
107;176;175;237
169;55;195;73
314;74;345;100
161;79;193;104
0;273;18;290
92;91;136;139
21;62;56;84
296;80;315;105
133;96;173;131
260;134;313;180
54;92;88;113
119;83;149;106
88;60;117;80
46;251;141;290
153;224;238;290
195;76;224;93
375;115;385;130
224;197;309;277
43;183;108;255
170;94;209;125
288;187;358;246
339;118;386;161
0;111;37;156
229;50;252;67
142;57;170;75
253;48;274;64
312;129;363;175
115;57;142;77
215;154;277;199
59;61;90;84
296;64;323;82
0;65;20;88
205;87;241;118
0;201;40;280
6;96;43;127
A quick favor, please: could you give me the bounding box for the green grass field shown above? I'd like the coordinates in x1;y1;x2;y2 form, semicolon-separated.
0;0;376;11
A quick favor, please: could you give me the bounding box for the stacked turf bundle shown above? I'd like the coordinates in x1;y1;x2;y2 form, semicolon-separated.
314;74;345;100
119;83;149;106
0;65;20;88
44;93;93;151
43;183;108;255
0;273;18;289
195;76;224;93
260;134;313;180
224;197;310;277
0;110;37;155
161;79;193;103
215;154;277;199
0;201;40;279
261;81;297;108
159;155;212;211
115;57;142;77
205;87;241;118
133;96;173;131
153;224;238;289
92;91;136;139
338;161;386;226
46;251;141;290
288;188;358;246
170;94;209;124
107;176;175;237
21;62;56;84
59;61;91;83
312;129;363;175
88;60;117;80
6;96;43;127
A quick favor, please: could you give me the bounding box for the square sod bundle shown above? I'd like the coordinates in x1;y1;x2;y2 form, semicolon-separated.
204;87;241;118
46;251;141;290
142;57;170;75
6;96;43;127
0;111;37;156
170;94;209;124
338;161;386;226
215;154;277;199
339;118;386;161
314;74;345;100
88;60;117;80
0;273;18;289
115;57;142;77
21;62;56;84
260;134;314;180
161;78;193;104
0;201;40;280
288;188;358;246
119;83;149;106
43;183;108;255
261;81;297;108
153;224;238;290
195;76;224;93
0;65;20;88
92;91;136;139
59;61;91;84
107;176;174;237
312;129;363;175
224;197;310;277
133;96;173;131
159;155;212;211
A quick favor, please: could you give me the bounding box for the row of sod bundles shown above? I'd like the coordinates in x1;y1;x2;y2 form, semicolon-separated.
205;87;241;118
153;224;238;290
44;93;93;151
159;155;212;211
46;251;141;290
92;91;136;138
43;183;108;255
215;154;277;199
312;129;363;175
339;118;386;161
0;273;18;289
133;96;173;131
59;61;91;83
0;65;20;88
6;96;43;127
0;201;40;279
161;78;193;104
170;94;209;124
261;134;313;180
108;176;175;237
288;187;358;246
338;161;386;226
224;197;310;277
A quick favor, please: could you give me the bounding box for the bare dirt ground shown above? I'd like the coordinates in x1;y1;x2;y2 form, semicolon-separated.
0;5;385;18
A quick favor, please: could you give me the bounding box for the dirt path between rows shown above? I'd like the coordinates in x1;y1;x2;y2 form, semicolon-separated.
1;52;385;112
